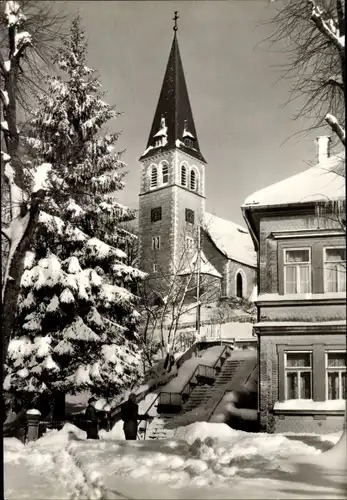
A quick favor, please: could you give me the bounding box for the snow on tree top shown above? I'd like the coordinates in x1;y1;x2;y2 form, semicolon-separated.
243;152;345;209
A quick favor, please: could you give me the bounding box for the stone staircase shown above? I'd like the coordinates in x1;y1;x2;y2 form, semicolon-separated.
141;355;246;440
144;414;176;440
165;358;245;430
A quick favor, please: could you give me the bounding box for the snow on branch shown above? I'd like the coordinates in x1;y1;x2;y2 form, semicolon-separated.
13;31;32;59
326;113;346;146
310;0;345;52
4;1;26;28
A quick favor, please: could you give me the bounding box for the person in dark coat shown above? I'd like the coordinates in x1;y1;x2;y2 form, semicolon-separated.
121;393;150;440
85;397;99;439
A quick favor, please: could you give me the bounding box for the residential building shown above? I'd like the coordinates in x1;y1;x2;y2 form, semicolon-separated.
242;138;346;433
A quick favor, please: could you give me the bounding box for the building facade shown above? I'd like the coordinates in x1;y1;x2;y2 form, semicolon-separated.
242;141;346;434
138;30;256;303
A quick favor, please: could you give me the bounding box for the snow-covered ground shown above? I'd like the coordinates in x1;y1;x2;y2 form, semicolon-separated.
4;422;346;499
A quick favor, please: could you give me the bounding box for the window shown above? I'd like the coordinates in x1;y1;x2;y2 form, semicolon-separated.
181;165;187;187
190;169;197;191
185;209;195;224
324;248;346;293
151;166;158;188
153;263;158;272
186;236;195;249
284;352;312;399
236;272;243;298
162;164;169;185
284;248;311;294
151;207;162;223
152;236;160;251
184;138;193;148
326;351;346;400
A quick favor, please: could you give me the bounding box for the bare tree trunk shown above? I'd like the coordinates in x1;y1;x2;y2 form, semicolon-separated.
2;191;44;378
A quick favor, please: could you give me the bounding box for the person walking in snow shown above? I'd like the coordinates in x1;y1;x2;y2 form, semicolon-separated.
85;397;99;439
121;393;150;440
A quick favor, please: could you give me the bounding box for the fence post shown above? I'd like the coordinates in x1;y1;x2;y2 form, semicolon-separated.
104;406;111;432
26;409;41;443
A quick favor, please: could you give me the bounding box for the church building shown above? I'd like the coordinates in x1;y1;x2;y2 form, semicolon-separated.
138;23;256;303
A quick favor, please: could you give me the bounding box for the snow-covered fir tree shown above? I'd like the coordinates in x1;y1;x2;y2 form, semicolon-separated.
5;17;146;411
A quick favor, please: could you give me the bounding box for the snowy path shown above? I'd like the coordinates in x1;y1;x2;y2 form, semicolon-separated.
4;423;347;500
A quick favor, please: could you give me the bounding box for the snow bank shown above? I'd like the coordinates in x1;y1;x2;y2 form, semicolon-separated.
99;419;125;440
4;422;347;499
38;423;86;445
174;422;239;444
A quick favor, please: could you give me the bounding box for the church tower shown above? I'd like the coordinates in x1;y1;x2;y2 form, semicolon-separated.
138;18;207;281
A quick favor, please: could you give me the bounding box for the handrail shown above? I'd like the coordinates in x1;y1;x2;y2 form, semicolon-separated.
180;363;215;397
212;344;232;370
137;393;160;426
207;390;233;422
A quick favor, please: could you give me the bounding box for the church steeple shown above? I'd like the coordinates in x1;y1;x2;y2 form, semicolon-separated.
140;22;206;163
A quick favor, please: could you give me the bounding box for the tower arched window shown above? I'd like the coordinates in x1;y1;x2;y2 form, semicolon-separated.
162;163;169;185
181;164;187;187
151;166;158;188
190;169;197;191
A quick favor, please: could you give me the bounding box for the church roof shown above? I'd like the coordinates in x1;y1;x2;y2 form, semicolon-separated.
177;250;222;278
139;33;206;164
203;212;257;268
242;152;345;209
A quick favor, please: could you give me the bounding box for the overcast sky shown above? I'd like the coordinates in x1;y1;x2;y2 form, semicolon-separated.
63;0;324;226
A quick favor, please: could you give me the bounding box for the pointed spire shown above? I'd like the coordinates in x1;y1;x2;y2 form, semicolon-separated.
140;24;205;163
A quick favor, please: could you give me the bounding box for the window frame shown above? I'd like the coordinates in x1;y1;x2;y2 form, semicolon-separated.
190;169;197;191
283;247;312;294
284;350;313;400
323;246;346;293
151;236;161;251
186;236;195;250
150;165;158;189
161;162;169;185
151;207;162;223
325;350;346;400
185;208;195;224
181;164;187;187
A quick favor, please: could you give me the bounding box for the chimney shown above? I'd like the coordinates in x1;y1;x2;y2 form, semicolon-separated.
316;135;331;163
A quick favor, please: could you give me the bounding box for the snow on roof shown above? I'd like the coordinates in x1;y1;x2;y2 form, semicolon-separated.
153;117;168;138
243;152;345;209
177;251;222;278
203;212;256;268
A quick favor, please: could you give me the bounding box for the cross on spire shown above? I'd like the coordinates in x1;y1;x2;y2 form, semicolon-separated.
173;11;179;32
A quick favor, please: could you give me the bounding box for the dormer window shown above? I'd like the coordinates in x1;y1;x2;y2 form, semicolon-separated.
153;116;168;148
183;120;195;150
184;138;194;148
151;166;158;188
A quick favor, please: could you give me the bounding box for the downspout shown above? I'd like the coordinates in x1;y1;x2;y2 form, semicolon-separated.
241;205;261;429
